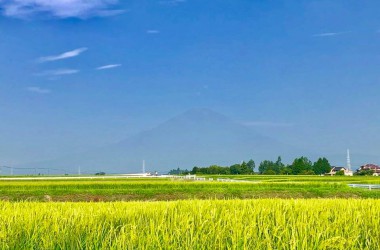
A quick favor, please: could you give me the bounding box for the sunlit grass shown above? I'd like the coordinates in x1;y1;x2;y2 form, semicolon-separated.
0;199;379;249
0;176;380;201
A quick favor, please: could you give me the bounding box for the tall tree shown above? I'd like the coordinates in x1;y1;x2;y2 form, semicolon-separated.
275;156;285;173
313;158;332;175
230;164;242;175
259;160;278;174
191;167;199;174
290;157;313;175
247;159;255;173
280;166;293;175
239;161;254;174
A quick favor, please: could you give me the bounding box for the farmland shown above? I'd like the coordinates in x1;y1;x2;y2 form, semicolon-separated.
0;199;379;249
1;175;380;249
0;175;380;201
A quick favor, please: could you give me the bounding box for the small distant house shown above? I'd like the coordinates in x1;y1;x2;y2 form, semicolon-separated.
358;164;380;176
329;167;353;176
329;167;345;175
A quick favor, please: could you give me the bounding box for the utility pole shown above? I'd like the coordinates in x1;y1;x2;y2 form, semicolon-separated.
142;160;145;174
78;166;81;175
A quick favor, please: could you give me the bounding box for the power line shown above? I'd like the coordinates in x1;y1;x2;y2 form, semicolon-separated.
0;165;110;176
0;166;81;175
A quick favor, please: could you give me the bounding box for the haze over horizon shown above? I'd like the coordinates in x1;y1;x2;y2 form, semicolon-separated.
1;1;380;171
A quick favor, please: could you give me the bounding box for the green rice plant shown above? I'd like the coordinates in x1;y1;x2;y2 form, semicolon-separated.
0;199;379;249
1;176;380;201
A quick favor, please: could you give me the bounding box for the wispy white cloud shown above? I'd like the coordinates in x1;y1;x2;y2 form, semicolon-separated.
96;64;121;70
0;0;124;19
242;121;295;127
35;69;79;76
312;31;350;37
26;86;51;94
38;48;88;63
146;30;160;34
159;0;186;6
92;9;126;17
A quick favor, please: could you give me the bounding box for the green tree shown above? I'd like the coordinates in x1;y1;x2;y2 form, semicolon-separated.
290;157;313;175
237;161;254;174
208;165;219;174
247;159;256;173
356;169;374;176
191;167;199;174
263;169;276;175
299;170;316;175
230;164;242;175
275;156;285;173
313;158;332;175
207;165;230;174
258;160;269;174
280;166;293;175
335;170;345;176
259;160;278;174
169;168;190;175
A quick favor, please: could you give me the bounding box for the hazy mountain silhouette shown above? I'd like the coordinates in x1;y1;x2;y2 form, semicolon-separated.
20;108;299;173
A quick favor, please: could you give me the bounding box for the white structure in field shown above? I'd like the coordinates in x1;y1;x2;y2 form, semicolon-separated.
184;174;196;179
120;160;160;177
329;149;353;176
345;149;353;176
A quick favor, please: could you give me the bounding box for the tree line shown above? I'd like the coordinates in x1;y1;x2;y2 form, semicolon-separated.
169;156;332;175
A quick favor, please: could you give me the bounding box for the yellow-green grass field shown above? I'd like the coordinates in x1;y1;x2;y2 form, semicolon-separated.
0;199;379;249
1;176;379;249
0;175;379;201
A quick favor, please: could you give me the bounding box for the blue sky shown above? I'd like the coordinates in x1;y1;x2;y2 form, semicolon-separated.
1;0;380;166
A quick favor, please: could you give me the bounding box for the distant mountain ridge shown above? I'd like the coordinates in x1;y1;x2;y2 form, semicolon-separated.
20;108;299;173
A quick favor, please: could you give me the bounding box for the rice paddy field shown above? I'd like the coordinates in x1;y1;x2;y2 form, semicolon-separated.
1;175;380;249
1;175;380;201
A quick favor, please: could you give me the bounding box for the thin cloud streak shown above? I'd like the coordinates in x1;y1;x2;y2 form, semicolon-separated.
38;48;88;63
242;121;295;127
96;64;121;70
35;69;79;76
312;31;350;37
0;0;124;19
26;86;51;94
94;9;127;17
159;0;186;6
146;30;160;34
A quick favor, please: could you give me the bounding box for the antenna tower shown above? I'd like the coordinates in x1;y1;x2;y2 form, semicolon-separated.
347;149;351;171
